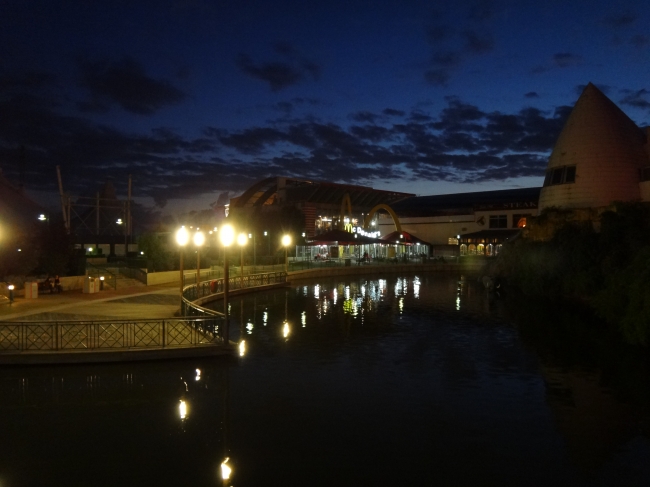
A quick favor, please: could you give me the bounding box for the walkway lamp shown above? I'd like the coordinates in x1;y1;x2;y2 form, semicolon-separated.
8;284;14;304
282;234;291;273
237;232;247;288
220;224;235;345
194;230;205;285
176;227;190;303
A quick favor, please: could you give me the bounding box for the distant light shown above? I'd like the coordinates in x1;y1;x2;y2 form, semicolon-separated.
87;248;93;253
221;458;232;480
38;214;46;221
263;231;268;236
100;276;105;281
248;233;252;238
8;284;14;290
116;218;123;225
237;233;248;246
239;340;246;357
283;321;290;338
17;248;21;252
195;368;201;381
179;400;187;419
140;251;144;255
301;232;306;237
281;235;291;247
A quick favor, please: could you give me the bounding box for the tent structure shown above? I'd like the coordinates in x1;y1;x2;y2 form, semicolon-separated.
306;229;384;246
380;230;432;246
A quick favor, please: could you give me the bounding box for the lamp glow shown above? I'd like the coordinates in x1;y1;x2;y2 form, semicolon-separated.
220;224;235;247
176;227;190;246
193;230;205;247
239;340;246;356
179;400;187;419
221;458;232;480
237;233;247;246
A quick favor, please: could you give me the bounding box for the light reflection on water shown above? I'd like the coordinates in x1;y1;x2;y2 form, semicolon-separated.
0;274;648;487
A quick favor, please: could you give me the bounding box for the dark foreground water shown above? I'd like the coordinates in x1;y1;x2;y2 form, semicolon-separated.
0;274;648;487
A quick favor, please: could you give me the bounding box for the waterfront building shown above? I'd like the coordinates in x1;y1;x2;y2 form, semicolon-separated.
539;82;650;211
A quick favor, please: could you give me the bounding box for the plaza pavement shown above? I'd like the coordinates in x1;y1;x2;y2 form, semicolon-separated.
0;282;182;322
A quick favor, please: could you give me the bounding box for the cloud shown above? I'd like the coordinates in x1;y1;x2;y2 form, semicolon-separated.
236;43;320;92
603;11;637;28
553;52;583;68
524;92;540;99
630;34;649;48
422;13;495;86
78;57;186;115
619;88;650;110
462;30;494;53
531;52;583;74
0;77;570;214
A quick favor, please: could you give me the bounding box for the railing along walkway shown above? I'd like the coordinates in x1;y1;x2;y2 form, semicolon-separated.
0;271;287;361
0;317;222;353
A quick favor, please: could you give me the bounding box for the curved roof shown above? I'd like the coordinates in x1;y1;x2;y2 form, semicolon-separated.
539;83;648;210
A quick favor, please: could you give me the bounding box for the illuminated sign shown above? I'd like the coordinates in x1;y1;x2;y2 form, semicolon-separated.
351;227;381;238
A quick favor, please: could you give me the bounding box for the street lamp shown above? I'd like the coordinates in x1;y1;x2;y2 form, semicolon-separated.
220;224;235;345
282;234;291;273
8;284;14;304
237;233;247;288
176;227;189;304
194;230;205;285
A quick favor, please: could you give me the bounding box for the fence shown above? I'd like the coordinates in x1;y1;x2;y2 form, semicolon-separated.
0;317;223;352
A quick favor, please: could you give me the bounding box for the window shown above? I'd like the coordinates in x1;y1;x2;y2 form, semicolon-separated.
513;214;531;228
460;244;468;256
476;244;485;255
448;237;459;245
468;244;477;255
489;215;508;229
544;165;577;186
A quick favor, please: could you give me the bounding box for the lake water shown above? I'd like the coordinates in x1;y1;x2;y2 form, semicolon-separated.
0;274;648;486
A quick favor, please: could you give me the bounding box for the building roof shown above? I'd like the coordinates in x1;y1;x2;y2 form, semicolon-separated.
389;187;541;217
539;82;648;210
231;176;413;212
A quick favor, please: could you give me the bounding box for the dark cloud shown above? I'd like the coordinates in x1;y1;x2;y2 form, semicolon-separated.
424;69;451;87
383;108;405;117
630;34;649;48
604;11;637;28
619;88;650;110
467;1;494;22
462;30;494;53
77;57;186;115
350;111;380;123
236;43;320;92
524;92;539;99
0;71;57;91
553;52;583;68
0;76;569;211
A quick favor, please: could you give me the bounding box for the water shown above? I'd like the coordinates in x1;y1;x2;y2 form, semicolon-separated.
0;274;648;486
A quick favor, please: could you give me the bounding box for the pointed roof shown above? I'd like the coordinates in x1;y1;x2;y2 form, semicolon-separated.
539;83;648;210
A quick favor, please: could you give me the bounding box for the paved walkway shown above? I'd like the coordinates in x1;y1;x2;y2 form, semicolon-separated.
0;283;182;322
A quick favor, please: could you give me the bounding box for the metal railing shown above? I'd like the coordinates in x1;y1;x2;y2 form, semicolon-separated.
0;317;224;352
181;271;287;316
0;271;286;357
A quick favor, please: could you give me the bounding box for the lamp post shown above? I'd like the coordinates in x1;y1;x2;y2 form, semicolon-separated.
282;234;291;274
176;227;189;306
194;230;205;285
237;233;247;289
8;284;14;304
220;224;235;345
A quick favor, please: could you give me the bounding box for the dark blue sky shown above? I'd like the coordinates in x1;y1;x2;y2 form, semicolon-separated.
1;0;649;213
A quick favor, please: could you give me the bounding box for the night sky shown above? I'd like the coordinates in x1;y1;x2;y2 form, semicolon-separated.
2;0;649;214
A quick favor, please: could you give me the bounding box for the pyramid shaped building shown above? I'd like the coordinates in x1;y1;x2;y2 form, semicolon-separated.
538;83;650;211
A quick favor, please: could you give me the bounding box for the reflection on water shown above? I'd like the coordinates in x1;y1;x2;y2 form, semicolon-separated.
0;274;648;487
